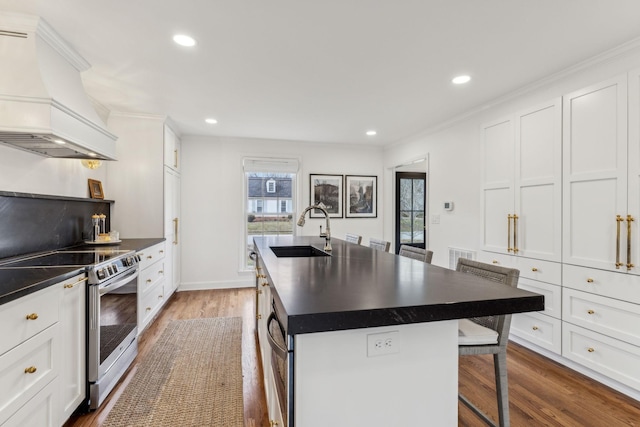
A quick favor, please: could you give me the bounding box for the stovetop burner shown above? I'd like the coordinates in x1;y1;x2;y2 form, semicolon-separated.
0;250;133;268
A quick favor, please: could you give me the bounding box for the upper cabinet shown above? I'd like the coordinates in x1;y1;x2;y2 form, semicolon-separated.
562;74;639;274
164;124;181;172
481;98;562;262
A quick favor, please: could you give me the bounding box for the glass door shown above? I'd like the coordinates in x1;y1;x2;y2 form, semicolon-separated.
395;172;426;254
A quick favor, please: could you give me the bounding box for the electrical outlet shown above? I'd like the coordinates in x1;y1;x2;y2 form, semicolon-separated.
367;331;400;357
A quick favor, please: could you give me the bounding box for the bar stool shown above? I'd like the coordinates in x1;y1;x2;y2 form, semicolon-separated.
345;233;362;244
456;258;520;427
398;245;433;263
369;238;390;252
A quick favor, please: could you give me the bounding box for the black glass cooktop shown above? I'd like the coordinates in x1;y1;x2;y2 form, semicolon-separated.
0;250;131;268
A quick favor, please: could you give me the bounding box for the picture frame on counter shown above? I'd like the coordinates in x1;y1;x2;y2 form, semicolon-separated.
309;174;343;218
88;179;104;199
345;175;377;218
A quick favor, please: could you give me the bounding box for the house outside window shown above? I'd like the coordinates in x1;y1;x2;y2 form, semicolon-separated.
244;159;297;268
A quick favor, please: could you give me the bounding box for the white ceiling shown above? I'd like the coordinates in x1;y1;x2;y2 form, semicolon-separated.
3;0;640;146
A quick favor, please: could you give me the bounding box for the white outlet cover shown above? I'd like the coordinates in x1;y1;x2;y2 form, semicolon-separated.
367;331;400;357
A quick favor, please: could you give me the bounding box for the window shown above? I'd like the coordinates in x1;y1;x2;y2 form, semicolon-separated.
266;179;276;193
244;157;298;268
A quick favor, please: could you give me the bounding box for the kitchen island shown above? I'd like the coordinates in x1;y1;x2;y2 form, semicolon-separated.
253;236;544;427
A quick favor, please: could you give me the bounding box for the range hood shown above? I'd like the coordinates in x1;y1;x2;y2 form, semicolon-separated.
0;12;117;160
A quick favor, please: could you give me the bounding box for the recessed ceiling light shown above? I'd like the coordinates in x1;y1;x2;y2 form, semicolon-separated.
88;152;97;157
366;130;377;136
205;118;218;124
173;34;196;47
452;75;471;85
53;139;66;145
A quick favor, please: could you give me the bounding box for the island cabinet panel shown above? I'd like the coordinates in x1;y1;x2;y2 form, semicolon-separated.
137;242;167;334
481;98;562;263
294;321;458;427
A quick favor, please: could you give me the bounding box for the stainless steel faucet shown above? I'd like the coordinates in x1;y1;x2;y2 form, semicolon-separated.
297;202;331;252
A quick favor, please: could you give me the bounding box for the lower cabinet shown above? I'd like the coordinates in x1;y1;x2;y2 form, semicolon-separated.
137;242;167;333
59;274;87;423
2;377;59;427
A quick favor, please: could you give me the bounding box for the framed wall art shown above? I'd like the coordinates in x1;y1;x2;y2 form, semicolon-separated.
345;175;377;218
309;174;343;218
88;179;104;199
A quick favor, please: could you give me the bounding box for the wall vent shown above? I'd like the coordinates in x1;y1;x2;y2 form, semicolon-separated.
448;247;476;269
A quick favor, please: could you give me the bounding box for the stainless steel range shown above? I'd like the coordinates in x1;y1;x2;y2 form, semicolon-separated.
0;248;141;409
85;249;140;409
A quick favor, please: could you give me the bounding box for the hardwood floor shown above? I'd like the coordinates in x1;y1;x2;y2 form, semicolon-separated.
65;288;640;426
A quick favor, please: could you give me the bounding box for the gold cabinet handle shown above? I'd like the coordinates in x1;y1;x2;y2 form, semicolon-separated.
270;421;279;426
261;282;269;287
492;260;499;264
627;215;635;270
257;314;262;320
531;267;538;272
64;277;88;289
507;214;513;252
24;366;37;374
256;289;263;295
586;278;594;283
513;214;519;253
159;270;164;274
159;250;164;254
26;313;38;320
587;309;595;315
146;279;152;283
616;215;624;268
587;347;595;353
146;307;152;311
532;326;539;331
173;218;179;245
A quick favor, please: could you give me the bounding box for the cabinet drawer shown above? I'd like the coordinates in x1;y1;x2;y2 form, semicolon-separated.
563;288;640;347
0;285;61;355
139;280;165;332
0;325;58;425
511;311;561;354
563;322;640;391
518;278;561;318
478;253;561;285
514;257;561;285
563;264;640;304
137;242;166;271
2;376;58;427
139;260;165;295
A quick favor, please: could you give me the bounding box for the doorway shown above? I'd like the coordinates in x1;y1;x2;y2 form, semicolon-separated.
395;172;426;254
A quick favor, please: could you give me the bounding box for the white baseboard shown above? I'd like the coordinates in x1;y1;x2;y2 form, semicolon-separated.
510;335;640;402
178;279;254;291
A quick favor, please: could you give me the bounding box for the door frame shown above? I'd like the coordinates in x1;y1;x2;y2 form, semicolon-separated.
395;171;427;254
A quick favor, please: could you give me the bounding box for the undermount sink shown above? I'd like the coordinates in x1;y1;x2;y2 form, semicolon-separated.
270;245;330;258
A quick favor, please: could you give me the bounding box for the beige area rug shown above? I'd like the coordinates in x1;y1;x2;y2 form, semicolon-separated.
104;317;244;427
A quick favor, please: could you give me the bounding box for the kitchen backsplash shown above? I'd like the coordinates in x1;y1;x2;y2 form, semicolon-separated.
0;191;112;259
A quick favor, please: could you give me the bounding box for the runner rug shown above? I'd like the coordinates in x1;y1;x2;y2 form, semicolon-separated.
103;317;244;427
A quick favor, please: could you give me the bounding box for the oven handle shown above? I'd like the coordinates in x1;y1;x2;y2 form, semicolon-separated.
98;268;139;295
266;312;288;360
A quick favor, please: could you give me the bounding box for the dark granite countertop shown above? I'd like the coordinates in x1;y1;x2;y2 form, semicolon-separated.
254;236;545;335
0;237;165;306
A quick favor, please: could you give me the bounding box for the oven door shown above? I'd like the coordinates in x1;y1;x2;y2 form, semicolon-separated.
266;306;289;426
88;267;138;395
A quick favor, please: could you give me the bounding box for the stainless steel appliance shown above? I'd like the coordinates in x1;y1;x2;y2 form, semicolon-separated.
0;248;140;410
266;300;293;426
86;250;140;409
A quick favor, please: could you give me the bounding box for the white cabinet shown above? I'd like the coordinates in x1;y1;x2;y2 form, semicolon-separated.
137;242;167;333
481;98;562;262
58;274;87;423
164;167;181;295
163;124;181;172
562;74;638;273
0;284;62;427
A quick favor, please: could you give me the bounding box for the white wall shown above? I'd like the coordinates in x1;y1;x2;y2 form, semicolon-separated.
180;135;384;289
0;143;107;198
383;41;640;268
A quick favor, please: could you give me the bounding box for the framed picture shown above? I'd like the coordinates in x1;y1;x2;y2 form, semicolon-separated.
309;174;343;218
345;175;377;218
88;179;104;199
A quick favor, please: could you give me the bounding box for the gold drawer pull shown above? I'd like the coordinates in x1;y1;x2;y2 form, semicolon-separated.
532;326;539;331
587;347;595;353
146;279;152;283
159;270;164;274
159;250;164;253
64;284;74;288
492;260;499;264
587;309;595;315
146;307;152;311
586;278;594;283
158;294;164;299
270;420;279;426
257;314;262;320
256;289;262;295
261;282;269;287
147;255;153;259
26;313;38;320
24;366;37;374
531;267;538;272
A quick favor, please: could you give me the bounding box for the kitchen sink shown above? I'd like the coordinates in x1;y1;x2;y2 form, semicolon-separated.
270;245;330;258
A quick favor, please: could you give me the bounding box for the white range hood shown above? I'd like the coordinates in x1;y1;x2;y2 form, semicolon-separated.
0;12;117;160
